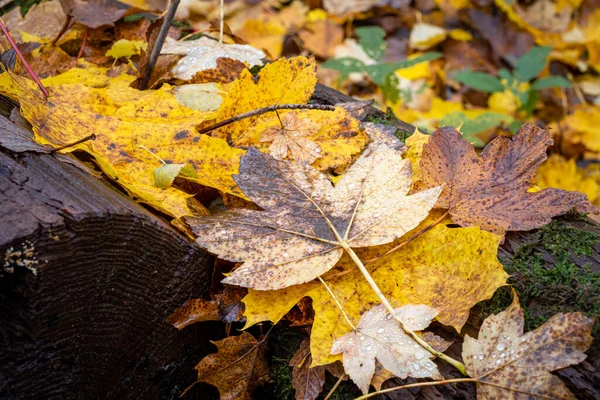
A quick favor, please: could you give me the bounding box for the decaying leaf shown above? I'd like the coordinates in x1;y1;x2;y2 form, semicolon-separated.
260;111;322;163
166;298;219;330
463;292;594;399
421;124;595;234
242;214;508;366
332;304;442;394
185;144;442;290
60;0;128;29
187;332;270;399
191;57;248;84
161;37;265;81
289;339;326;400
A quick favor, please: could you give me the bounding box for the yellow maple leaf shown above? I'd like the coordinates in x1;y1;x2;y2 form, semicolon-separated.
556;104;600;153
537;154;599;204
0;67;244;218
404;130;429;186
242;213;508;366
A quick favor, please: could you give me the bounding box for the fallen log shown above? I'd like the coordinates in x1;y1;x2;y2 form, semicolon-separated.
0;115;215;399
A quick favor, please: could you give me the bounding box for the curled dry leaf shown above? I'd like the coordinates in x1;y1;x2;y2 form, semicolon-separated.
331;304;442;395
166;298;219;330
463;291;594;399
185;144;442;290
186;331;270;399
260;111;322;163
421;124;596;234
161;37;265;81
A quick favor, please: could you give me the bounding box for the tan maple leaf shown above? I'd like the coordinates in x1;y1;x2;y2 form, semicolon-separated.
463;292;594;399
421;123;595;234
260;112;322;163
185;144;442;290
331;304;443;395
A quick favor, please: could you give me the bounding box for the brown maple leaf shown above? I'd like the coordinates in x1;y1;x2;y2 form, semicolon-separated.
260;112;322;163
60;0;128;29
185;144;442;290
463;292;594;399
331;304;443;395
421;123;595;234
184;332;270;399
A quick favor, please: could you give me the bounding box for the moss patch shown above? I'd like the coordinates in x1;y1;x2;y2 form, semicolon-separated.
365;107;413;142
480;216;600;336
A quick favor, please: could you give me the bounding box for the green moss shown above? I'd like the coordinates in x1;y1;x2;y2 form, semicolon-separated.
480;217;600;336
256;324;304;400
365;107;413;142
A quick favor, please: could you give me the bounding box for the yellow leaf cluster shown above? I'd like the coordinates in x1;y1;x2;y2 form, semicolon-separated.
0;67;245;218
242;213;507;366
556;104;600;153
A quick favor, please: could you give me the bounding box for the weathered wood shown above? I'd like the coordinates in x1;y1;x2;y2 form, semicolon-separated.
0;129;215;398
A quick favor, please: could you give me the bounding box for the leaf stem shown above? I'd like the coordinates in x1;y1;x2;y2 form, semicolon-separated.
324;373;346;400
354;378;476;399
318;277;356;330
340;242;467;376
196;104;335;134
0;19;48;98
219;0;224;44
138;0;181;90
50;134;96;153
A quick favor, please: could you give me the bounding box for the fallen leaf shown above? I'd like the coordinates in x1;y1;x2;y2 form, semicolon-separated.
409;23;447;51
60;0;128;29
332;304;442;394
403;130;428;186
260;111;322;163
537;154;599;204
558;104;600;152
463;291;594;399
191;57;248;84
242;215;508;366
214;56;317;143
166;298;219;330
299;20;344;59
106;39;146;60
161;36;265;81
287;297;315;327
421;124;595;234
154;163;198;189
290;339;326;400
188;332;270;399
185;144;442;290
2;0;71;43
173;83;223;112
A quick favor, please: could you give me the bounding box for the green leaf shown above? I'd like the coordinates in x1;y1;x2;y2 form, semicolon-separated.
381;73;401;103
321;57;366;81
453;70;505;93
514;46;552;82
154;163;198;189
355;26;387;62
509;120;523;134
530;76;571;90
520;90;539;116
365;52;442;85
498;69;512;81
440;111;513;147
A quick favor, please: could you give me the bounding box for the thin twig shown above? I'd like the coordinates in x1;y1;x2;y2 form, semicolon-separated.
50;134;96;153
138;0;181;90
324;373;346;400
51;14;73;46
354;378;476;399
219;0;224;44
77;27;88;59
0;19;48;98
197;104;335;134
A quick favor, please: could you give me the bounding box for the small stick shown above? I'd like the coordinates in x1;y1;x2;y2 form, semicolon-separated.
219;0;224;44
50;134;96;153
323;373;346;400
0;19;48;98
197;104;335;134
138;0;181;90
51;14;73;46
77;27;89;59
